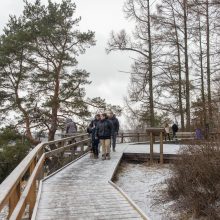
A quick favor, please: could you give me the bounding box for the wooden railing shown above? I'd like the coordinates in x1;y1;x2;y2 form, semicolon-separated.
0;133;91;220
117;132;148;143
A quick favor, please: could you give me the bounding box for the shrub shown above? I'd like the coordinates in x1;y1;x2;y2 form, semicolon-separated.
0;127;30;183
167;142;220;218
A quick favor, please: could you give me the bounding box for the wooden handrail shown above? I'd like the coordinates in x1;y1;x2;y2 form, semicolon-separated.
0;143;44;210
9;154;45;220
0;133;91;220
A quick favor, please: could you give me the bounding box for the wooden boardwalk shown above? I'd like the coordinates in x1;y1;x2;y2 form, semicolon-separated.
34;144;145;220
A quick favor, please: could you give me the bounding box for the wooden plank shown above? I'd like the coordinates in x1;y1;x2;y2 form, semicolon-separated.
34;144;144;220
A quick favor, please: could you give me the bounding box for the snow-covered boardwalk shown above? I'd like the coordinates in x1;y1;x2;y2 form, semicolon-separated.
34;144;147;220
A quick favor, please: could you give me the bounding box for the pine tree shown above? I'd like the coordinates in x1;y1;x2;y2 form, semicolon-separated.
0;0;95;142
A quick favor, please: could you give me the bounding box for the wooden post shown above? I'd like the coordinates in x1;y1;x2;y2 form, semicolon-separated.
121;133;124;143
81;145;84;154
80;136;84;155
29;181;36;218
29;159;36;176
27;158;36;218
9;182;21;218
71;146;76;160
160;131;164;164
150;132;153;163
137;133;140;142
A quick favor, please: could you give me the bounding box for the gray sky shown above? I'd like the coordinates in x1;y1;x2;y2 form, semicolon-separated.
74;0;134;106
0;0;134;108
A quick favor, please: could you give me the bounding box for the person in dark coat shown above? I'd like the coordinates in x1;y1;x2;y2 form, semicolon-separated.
87;114;100;159
172;122;178;140
95;113;113;160
65;118;77;135
108;111;119;152
195;127;203;139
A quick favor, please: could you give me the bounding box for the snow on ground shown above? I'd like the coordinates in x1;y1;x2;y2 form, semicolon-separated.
0;206;8;220
114;161;181;220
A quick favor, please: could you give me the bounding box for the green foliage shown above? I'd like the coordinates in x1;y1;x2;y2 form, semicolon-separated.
0;126;30;183
0;0;96;141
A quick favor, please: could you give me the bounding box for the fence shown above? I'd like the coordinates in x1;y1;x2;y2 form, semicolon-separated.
0;133;91;220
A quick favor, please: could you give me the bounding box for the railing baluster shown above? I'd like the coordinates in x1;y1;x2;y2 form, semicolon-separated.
9;182;21;218
29;180;36;218
160;131;164;164
150;132;153;163
121;133;124;143
80;136;84;154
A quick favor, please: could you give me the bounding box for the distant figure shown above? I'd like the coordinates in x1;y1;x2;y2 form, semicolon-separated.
205;123;209;139
108;111;119;152
87;114;100;159
95;113;113;160
195;127;203;140
65;118;77;135
164;123;170;141
172;122;178;140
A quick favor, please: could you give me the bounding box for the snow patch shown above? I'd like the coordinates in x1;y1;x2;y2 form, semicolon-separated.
115;161;181;220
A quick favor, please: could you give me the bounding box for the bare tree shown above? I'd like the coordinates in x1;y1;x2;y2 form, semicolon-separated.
107;0;158;127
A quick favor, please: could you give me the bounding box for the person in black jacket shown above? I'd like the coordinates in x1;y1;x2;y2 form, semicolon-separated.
172;122;178;140
95;113;113;160
87;114;100;159
108;111;119;152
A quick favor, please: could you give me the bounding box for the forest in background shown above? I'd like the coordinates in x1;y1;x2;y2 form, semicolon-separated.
107;0;220;132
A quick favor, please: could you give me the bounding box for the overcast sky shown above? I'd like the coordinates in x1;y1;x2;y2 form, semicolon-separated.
0;0;135;110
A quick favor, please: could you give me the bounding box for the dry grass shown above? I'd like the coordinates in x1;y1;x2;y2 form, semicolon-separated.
166;142;220;219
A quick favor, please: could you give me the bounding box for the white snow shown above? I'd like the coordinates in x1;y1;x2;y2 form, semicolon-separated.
0;206;8;220
115;161;182;220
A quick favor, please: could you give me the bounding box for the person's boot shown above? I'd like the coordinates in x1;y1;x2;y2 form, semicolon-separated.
95;149;99;158
113;148;116;152
102;154;106;160
106;153;111;160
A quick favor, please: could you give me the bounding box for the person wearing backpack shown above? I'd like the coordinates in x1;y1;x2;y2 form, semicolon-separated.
65;118;77;135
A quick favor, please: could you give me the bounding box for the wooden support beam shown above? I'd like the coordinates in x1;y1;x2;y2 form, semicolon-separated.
160;131;164;164
9;182;21;218
150;132;153;163
29;180;36;218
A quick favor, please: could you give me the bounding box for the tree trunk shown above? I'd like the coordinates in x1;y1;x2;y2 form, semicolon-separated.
206;0;212;126
172;4;185;130
48;68;61;141
183;0;191;130
147;0;155;127
15;87;40;145
198;10;207;127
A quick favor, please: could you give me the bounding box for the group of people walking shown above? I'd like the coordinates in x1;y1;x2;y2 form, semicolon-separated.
164;122;179;141
87;111;119;160
65;112;119;160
